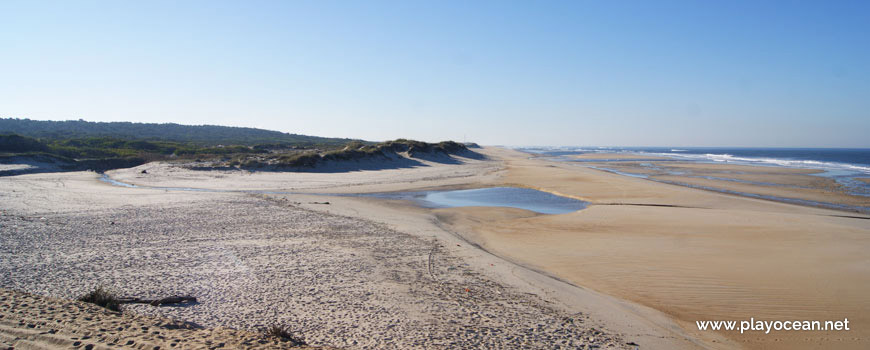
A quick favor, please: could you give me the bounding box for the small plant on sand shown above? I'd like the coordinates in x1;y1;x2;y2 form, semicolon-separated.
265;325;307;346
77;286;121;312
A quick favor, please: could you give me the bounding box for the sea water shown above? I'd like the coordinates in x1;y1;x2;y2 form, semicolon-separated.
521;147;870;197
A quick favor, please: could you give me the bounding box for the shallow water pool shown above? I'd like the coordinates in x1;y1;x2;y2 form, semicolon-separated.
362;187;587;214
98;174;587;214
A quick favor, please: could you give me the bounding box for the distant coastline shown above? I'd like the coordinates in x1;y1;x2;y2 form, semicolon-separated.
519;146;870;213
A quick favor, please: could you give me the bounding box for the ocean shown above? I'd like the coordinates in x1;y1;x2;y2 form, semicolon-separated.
517;146;870;198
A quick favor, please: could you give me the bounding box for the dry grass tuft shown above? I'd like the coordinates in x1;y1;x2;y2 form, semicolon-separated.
77;286;121;312
265;325;307;346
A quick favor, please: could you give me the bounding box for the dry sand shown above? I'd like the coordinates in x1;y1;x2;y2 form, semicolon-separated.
0;155;640;349
1;288;328;349
4;147;867;350
107;153;503;194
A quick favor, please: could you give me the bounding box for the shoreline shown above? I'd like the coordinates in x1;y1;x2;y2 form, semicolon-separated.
3;147;868;349
462;147;870;350
585;166;869;214
529;151;869;214
94;147;869;215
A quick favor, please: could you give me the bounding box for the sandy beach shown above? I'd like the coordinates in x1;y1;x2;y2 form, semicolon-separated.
569;158;869;211
570;153;674;161
2;147;868;349
5;2;867;349
0;152;644;349
1;288;332;349
457;148;870;349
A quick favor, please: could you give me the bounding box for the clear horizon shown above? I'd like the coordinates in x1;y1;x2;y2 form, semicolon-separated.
2;1;869;147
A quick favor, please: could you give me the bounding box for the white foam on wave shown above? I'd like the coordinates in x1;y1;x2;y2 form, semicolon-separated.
515;146;870;175
647;152;870;175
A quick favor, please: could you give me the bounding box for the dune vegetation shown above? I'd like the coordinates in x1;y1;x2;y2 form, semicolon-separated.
230;139;470;169
1;119;473;173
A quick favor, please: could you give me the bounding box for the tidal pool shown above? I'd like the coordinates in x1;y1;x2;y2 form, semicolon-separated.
362;187;587;214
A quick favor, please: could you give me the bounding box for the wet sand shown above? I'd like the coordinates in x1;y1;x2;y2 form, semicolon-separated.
567;156;869;212
571;153;673;160
4;147;868;350
449;148;870;350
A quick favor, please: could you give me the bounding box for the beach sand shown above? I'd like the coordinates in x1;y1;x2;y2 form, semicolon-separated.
566;156;869;211
0;288;328;349
3;147;867;349
570;153;673;160
445;148;870;350
0;158;639;349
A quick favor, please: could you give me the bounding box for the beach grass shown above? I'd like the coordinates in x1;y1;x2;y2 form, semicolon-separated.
77;286;121;312
265;325;307;346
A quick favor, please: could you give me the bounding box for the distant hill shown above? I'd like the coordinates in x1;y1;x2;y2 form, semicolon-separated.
0;118;480;175
0;118;354;146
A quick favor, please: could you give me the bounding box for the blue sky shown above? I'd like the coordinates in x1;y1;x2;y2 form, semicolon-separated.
1;1;868;147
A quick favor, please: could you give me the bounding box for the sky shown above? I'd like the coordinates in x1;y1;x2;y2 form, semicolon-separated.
1;1;869;147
